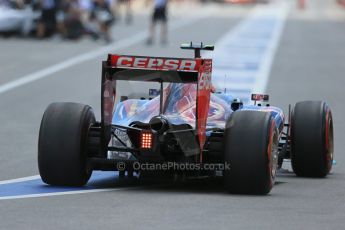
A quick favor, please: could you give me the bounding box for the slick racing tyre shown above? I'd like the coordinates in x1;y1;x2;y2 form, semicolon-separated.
224;110;279;195
38;102;95;186
291;101;334;177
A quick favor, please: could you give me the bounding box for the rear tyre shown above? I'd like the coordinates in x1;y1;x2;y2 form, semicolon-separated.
224;110;279;195
291;101;334;177
38;102;95;186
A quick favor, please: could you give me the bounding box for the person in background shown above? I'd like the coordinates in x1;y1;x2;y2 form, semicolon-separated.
115;0;132;24
89;0;115;43
36;0;57;38
79;0;100;39
147;0;168;45
79;0;92;23
56;0;84;39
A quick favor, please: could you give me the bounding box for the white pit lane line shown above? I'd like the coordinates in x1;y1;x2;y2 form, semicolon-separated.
0;189;123;201
209;1;290;102
0;2;290;200
0;171;142;200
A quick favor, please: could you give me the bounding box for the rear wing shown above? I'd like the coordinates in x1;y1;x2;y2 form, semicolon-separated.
180;42;214;58
101;49;213;160
107;54;202;83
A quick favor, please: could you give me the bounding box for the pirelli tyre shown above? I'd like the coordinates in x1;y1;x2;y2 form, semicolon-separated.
38;102;95;186
224;110;279;195
291;101;334;177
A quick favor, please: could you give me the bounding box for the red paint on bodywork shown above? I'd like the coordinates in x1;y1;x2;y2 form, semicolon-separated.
197;59;212;161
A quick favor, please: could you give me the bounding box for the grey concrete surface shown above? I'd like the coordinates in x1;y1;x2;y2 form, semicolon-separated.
0;1;344;229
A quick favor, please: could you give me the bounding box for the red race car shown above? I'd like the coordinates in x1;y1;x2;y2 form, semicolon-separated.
38;43;334;195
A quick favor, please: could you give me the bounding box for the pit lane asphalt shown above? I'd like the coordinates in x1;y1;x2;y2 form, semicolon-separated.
0;1;344;229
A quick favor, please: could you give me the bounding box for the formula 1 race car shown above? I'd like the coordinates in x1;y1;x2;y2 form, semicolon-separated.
38;43;334;195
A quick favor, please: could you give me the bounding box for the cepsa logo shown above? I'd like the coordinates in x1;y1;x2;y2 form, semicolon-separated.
111;56;200;71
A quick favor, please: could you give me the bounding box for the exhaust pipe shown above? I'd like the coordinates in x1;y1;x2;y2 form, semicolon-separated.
149;116;169;133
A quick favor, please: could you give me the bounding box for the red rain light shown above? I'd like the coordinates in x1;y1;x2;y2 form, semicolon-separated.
141;132;153;149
